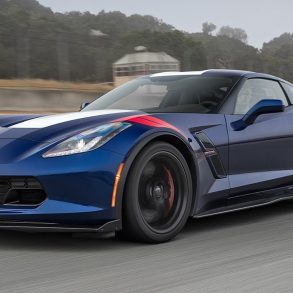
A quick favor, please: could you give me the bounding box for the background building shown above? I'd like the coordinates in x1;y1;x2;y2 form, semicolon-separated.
113;46;180;86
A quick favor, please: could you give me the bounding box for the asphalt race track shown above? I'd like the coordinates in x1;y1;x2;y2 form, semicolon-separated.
1;202;293;292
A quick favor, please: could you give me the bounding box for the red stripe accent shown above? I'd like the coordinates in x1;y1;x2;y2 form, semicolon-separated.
114;114;146;122
127;116;162;128
139;116;180;132
114;114;185;137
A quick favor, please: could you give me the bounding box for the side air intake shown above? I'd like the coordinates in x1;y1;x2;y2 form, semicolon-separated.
193;132;226;178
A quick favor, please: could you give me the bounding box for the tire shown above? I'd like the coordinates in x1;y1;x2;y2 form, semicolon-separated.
122;141;193;243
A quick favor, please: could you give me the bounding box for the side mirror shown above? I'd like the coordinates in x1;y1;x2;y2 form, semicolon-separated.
80;102;90;111
231;99;284;131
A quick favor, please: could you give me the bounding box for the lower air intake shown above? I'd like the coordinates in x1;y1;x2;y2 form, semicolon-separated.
0;177;46;207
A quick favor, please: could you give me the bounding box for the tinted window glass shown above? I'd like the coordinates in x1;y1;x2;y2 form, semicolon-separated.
234;79;288;114
84;75;238;113
282;83;293;104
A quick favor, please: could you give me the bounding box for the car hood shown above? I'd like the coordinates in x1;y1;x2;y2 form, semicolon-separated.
0;110;143;142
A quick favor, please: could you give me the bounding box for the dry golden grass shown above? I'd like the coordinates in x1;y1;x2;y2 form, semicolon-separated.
0;79;114;93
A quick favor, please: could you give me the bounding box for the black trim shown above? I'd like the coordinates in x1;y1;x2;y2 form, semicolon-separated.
0;177;46;207
195;183;293;218
193;131;226;178
0;219;121;233
195;193;293;219
280;81;293;106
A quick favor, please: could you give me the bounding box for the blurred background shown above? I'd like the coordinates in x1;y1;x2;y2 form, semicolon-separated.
1;0;293;113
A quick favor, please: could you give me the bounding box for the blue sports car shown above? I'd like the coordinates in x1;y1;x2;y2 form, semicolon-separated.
0;69;292;243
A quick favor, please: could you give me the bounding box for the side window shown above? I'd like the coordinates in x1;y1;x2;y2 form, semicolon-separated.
282;83;293;104
234;79;288;114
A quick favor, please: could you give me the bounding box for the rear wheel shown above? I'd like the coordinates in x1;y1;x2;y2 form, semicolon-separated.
122;142;192;243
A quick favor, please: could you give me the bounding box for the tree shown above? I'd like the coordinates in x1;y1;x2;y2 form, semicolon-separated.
217;26;248;43
262;33;293;53
202;22;217;35
2;0;293;83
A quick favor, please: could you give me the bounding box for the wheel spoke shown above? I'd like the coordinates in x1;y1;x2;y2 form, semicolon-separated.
141;161;156;177
138;154;184;231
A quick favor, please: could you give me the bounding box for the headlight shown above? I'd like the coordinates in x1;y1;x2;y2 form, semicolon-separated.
43;122;131;158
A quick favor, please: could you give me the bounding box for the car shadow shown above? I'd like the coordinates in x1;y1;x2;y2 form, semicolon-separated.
0;201;291;251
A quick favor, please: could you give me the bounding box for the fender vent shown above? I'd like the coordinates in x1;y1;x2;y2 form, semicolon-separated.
193;132;226;178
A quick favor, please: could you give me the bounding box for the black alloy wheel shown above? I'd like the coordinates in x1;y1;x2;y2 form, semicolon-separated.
122;142;192;243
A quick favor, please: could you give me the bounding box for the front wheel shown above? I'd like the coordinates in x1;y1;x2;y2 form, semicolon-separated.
122;142;193;243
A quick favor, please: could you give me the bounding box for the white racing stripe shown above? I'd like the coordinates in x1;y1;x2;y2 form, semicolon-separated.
9;110;135;129
151;70;208;77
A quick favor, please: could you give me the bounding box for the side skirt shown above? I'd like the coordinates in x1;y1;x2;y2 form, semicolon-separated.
194;186;293;218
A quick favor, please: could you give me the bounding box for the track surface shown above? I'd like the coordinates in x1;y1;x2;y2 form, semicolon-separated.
1;202;293;292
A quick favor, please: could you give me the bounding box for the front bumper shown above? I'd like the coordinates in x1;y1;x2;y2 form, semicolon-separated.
0;145;125;230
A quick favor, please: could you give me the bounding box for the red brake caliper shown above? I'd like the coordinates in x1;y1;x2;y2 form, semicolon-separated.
163;166;175;214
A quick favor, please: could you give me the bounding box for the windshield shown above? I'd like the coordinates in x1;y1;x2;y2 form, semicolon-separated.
84;75;238;113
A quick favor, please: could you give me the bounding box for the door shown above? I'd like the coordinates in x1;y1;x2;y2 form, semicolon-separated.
225;78;293;202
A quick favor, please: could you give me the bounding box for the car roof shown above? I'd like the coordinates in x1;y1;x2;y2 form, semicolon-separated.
150;69;290;84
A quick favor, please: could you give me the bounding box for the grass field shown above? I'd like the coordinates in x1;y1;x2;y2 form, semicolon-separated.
0;79;114;93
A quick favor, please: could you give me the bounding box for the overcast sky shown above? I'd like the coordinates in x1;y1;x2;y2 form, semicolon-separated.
38;0;293;48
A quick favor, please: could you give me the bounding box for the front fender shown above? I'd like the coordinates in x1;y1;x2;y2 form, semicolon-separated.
103;125;198;223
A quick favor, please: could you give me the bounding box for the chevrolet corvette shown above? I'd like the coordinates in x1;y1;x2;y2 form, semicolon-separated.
0;69;292;243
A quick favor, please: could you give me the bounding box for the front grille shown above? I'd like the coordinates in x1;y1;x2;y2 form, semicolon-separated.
0;177;47;207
